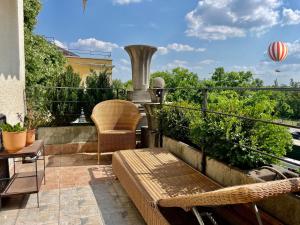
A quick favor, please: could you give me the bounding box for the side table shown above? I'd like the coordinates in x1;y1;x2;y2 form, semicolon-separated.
0;140;46;208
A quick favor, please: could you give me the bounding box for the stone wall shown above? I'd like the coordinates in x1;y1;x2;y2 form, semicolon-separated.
163;136;300;225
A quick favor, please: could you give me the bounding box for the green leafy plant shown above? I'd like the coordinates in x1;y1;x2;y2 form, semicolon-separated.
24;100;49;129
160;95;293;170
24;0;65;87
48;66;83;126
0;123;26;132
112;79;127;99
83;71;114;122
151;68;203;103
159;102;200;144
24;0;67;127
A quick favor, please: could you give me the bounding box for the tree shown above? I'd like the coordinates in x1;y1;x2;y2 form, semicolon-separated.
24;0;65;87
211;67;263;87
83;71;114;121
112;79;127;99
24;0;67;127
151;67;202;102
24;0;41;32
112;79;124;90
274;79;300;120
48;66;82;125
25;35;66;86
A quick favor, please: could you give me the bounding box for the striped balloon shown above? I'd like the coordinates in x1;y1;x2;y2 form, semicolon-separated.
268;41;288;62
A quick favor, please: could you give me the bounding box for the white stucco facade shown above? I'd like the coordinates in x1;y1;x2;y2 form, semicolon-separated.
0;0;25;124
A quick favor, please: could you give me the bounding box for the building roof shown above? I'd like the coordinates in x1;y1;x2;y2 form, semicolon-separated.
56;46;79;57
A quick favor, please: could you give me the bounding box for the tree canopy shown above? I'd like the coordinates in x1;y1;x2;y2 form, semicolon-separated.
24;0;65;87
211;67;263;87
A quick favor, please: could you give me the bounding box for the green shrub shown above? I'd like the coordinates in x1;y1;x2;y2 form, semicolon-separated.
48;66;82;126
112;79;127;99
83;71;114;121
24;0;66;127
151;68;203;103
159;102;200;144
24;0;65;87
160;93;293;170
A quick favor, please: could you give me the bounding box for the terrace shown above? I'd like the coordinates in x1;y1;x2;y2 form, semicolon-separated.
0;153;145;225
1;1;300;225
1;85;300;225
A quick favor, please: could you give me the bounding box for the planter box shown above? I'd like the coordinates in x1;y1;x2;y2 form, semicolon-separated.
163;136;202;171
163;136;300;225
38;126;97;155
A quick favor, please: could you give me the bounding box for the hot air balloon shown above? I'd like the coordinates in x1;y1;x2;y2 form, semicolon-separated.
268;41;288;62
82;0;88;12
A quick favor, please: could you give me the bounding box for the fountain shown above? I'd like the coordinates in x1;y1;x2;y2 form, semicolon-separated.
125;45;157;103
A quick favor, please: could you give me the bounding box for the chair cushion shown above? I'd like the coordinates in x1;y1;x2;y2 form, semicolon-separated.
101;130;134;134
99;130;136;152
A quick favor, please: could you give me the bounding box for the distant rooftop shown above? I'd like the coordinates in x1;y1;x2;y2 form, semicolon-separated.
45;36;112;59
56;46;80;57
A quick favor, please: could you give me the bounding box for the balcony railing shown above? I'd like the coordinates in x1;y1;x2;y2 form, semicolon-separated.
25;86;127;126
149;87;300;175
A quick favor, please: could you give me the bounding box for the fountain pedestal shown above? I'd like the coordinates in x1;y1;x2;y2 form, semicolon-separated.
125;45;157;103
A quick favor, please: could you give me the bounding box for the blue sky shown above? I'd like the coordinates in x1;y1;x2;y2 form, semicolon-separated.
36;0;300;85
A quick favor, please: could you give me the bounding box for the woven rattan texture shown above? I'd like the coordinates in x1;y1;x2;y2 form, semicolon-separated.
113;148;300;210
91;100;141;161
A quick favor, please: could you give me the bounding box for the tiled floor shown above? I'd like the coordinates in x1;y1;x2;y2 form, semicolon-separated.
0;153;145;225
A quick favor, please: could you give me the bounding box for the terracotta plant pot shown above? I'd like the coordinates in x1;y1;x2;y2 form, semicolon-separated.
2;130;27;153
26;129;36;146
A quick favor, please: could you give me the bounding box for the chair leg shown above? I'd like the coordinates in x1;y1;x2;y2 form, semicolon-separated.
192;207;205;225
206;213;218;225
97;137;101;165
252;204;263;225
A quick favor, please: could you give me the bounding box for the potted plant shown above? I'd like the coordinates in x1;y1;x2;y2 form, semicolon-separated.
0;122;27;153
25;117;36;146
24;102;44;146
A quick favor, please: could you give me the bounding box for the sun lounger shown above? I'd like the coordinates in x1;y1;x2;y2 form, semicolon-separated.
112;148;300;225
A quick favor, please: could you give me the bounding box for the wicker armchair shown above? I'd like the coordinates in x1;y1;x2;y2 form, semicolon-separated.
91;100;141;164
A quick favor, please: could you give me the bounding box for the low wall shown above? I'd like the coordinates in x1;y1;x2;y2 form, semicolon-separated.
163;136;300;225
38;126;97;155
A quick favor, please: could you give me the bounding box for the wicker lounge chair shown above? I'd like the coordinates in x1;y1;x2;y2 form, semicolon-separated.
112;148;300;225
91;100;141;164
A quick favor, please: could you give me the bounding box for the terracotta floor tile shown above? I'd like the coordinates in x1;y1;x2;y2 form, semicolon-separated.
1;153;146;225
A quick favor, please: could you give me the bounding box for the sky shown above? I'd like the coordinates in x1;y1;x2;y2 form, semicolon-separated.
36;0;300;85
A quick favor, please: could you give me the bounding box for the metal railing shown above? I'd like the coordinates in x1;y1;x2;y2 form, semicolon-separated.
26;86;127;125
150;87;300;174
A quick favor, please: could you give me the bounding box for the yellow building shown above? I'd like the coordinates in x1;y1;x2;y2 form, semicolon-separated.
59;48;113;83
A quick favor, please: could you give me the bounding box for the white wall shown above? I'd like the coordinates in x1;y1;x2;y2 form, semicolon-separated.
0;0;25;124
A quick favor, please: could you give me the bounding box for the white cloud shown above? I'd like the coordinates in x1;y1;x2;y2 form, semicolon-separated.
286;40;300;57
198;59;215;65
186;0;287;40
69;38;119;52
229;60;300;85
165;60;188;69
120;58;131;65
282;8;300;25
167;43;206;52
113;0;142;5
157;43;206;55
54;40;67;49
157;47;169;55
